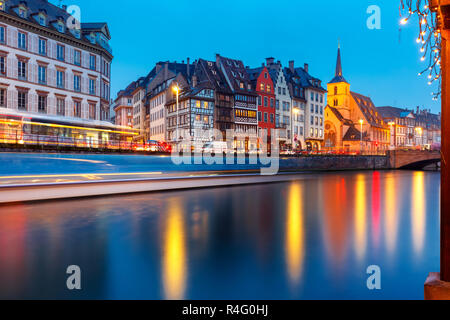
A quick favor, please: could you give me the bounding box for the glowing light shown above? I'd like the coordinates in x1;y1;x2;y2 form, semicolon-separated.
162;198;187;300
411;172;426;257
400;18;408;25
285;182;305;286
354;174;367;261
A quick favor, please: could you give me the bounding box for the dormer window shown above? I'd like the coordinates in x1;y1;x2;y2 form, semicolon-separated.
57;22;64;33
19;8;26;18
0;1;5;11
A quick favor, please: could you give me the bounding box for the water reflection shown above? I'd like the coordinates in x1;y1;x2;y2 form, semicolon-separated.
0;171;440;300
162;198;187;300
354;174;367;262
285;182;305;286
384;172;398;255
411;171;426;257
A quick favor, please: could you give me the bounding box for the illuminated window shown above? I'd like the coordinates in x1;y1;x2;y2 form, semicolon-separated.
0;1;4;11
73;101;81;117
260;83;264;91
267;85;271;92
89;103;96;120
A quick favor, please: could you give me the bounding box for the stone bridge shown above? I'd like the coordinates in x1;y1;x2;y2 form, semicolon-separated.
386;150;441;169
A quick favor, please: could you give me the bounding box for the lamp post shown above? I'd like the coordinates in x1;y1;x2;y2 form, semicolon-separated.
359;119;364;154
172;84;180;146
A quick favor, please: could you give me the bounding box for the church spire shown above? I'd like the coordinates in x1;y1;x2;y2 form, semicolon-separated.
335;44;343;77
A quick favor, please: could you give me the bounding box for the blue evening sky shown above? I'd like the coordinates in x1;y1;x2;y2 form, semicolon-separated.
62;0;441;113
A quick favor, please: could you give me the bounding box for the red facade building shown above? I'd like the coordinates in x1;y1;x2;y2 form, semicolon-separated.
247;66;276;138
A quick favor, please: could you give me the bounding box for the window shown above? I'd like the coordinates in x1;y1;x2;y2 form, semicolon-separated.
0;88;5;107
0;26;5;44
267;85;271;93
57;44;65;61
38;65;46;84
57;98;65;116
38;15;46;26
264;112;268;123
260;83;264;91
278;87;281;95
18;60;26;80
73;101;81;117
38;38;47;55
264;97;268;107
0;55;5;76
0;1;4;11
89;103;96;120
270;98;274;108
57;70;64;88
310;116;314;125
19;8;26;18
74;75;81;92
334;86;338;95
276;100;279;110
57;22;64;33
89;55;96;70
74;50;81;66
310;104;314;112
18;32;26;50
89;78;96;95
18;91;27;110
270;114;274;123
258;111;262;122
38;95;46;113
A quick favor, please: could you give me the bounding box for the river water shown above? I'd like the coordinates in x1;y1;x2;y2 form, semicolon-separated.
0;170;440;299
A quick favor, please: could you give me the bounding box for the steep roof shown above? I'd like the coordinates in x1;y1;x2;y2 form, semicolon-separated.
351;92;386;128
343;125;369;141
294;67;327;92
3;0;112;54
329;46;349;84
327;106;352;125
217;55;256;95
377;106;413;119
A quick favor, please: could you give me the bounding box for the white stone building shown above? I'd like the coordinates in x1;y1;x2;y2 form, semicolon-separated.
0;0;112;125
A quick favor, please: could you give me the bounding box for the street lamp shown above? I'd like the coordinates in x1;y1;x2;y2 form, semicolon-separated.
172;84;180;145
359;119;364;154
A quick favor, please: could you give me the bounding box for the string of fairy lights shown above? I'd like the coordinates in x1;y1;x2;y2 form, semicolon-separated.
400;0;441;100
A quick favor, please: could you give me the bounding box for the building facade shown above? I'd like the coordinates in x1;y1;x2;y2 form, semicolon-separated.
247;65;276;142
0;0;112;125
113;81;134;128
216;54;258;150
324;46;389;153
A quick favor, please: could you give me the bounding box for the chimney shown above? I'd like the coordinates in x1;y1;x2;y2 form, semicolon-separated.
289;60;294;73
164;62;168;80
187;57;190;78
416;106;420;114
156;63;162;73
262;63;265;67
192;75;198;88
62;5;67;11
266;57;275;66
216;54;221;69
304;63;309;73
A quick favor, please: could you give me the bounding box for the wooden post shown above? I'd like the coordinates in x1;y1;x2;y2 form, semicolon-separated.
441;6;450;283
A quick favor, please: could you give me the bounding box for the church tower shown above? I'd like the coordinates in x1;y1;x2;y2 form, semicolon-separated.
327;44;351;119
